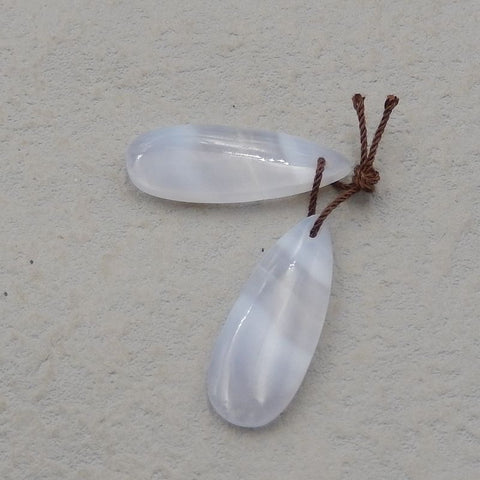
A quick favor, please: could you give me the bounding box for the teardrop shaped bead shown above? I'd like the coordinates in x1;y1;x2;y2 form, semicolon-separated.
126;125;351;203
207;216;333;427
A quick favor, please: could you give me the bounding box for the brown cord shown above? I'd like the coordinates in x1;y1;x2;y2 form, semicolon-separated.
307;157;326;216
309;94;399;238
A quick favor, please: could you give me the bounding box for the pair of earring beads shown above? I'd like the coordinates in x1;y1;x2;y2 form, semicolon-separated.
126;94;399;427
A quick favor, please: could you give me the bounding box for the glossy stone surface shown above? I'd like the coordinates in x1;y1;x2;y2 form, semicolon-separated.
126;125;351;203
207;216;333;427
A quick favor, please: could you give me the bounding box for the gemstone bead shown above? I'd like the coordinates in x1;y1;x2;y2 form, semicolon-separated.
126;125;350;203
207;216;333;427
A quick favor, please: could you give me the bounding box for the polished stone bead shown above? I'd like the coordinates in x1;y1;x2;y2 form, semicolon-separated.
126;125;350;203
207;216;333;427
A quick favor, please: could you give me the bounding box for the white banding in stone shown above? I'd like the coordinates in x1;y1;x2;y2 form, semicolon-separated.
126;125;351;203
207;216;333;427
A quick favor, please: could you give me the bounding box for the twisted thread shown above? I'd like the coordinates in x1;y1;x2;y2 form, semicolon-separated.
307;157;326;216
309;94;399;237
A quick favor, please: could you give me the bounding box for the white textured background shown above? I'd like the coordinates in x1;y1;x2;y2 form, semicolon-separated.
1;1;479;479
